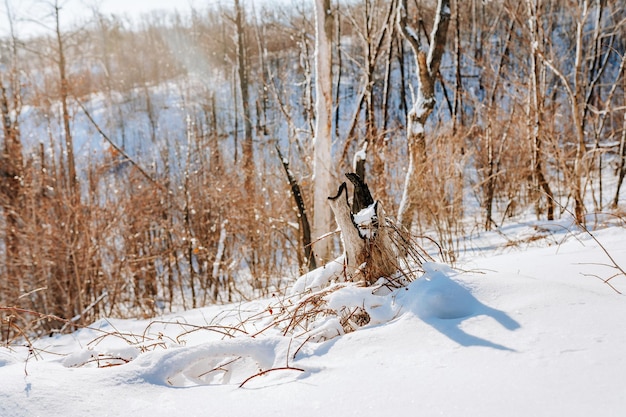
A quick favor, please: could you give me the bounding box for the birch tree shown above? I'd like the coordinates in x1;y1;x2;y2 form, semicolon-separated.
396;0;451;228
312;0;334;263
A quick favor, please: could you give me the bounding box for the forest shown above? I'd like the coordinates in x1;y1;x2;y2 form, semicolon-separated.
1;0;625;336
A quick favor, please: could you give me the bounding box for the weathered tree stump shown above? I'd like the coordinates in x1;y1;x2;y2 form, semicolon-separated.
328;174;398;285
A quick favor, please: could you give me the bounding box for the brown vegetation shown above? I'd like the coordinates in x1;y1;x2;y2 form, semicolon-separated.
1;0;625;336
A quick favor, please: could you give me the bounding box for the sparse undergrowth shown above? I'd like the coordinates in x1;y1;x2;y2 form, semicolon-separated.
3;216;626;388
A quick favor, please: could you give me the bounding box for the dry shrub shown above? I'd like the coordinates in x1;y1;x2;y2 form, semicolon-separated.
404;126;468;262
0;129;305;337
263;218;437;341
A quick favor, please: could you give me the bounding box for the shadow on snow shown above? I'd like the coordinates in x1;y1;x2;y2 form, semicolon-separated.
398;263;521;351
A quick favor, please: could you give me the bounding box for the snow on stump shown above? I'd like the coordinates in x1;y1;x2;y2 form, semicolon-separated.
284;173;432;340
328;173;400;286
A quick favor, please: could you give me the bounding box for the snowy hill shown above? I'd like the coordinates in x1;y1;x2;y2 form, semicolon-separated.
1;220;625;417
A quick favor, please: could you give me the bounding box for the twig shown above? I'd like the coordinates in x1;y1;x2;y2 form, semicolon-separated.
238;366;305;388
74;97;166;192
239;339;304;388
197;356;242;379
292;335;312;360
545;195;625;294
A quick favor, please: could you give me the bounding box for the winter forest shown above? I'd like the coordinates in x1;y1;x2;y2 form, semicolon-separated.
1;0;625;340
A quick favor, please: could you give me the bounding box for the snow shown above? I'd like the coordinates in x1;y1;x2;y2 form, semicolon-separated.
2;221;626;416
353;203;378;238
291;255;346;293
352;145;367;169
410;119;425;135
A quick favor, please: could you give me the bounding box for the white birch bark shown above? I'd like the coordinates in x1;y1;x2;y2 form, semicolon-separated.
313;0;334;263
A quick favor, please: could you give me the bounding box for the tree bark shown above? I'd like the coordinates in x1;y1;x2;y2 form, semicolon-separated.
328;176;397;286
234;0;255;197
276;145;316;270
613;111;626;208
526;0;555;221
313;0;335;263
0;50;23;305
54;1;78;203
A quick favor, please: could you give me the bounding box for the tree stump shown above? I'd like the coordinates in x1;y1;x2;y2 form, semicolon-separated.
328;174;398;286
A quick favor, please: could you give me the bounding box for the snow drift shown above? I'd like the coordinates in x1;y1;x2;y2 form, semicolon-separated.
1;221;626;417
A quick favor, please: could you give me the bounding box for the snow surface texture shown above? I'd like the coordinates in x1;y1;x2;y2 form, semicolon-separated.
1;222;626;417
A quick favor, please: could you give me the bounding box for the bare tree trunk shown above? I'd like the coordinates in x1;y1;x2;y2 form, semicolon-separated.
526;0;555;221
382;28;395;134
313;0;334;264
334;9;342;141
52;1;84;326
234;0;255;197
184;116;197;309
534;0;592;224
397;37;408;122
0;4;24;304
571;0;590;224
251;5;269;137
483;8;518;230
610;49;626;208
396;0;451;228
231;66;239;163
613;111;626;208
452;0;463;133
276;145;316;270
340;0;396;194
54;1;78;203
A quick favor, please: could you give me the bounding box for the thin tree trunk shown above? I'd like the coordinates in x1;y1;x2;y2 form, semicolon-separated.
184;116;197;309
535;0;590;224
313;0;334;263
396;0;451;227
571;0;590;224
54;2;78;203
276;145;316;270
334;10;342;141
613;111;626;208
234;0;255;197
0;59;23;305
382;31;394;134
452;0;463;133
483;8;517;230
0;9;23;260
526;0;555;220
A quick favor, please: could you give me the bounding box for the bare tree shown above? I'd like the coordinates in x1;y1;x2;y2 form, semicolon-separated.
52;0;79;202
338;0;396;196
396;0;451;228
234;0;256;197
525;0;555;221
0;0;24;304
312;0;334;263
613;62;626;207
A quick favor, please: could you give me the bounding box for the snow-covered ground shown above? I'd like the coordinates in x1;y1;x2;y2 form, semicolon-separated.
1;218;626;417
